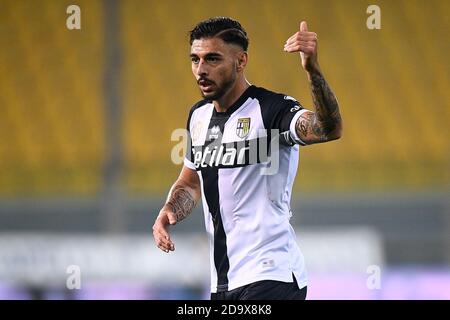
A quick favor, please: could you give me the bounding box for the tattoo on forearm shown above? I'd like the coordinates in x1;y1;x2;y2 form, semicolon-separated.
295;71;342;143
309;71;341;137
166;185;195;222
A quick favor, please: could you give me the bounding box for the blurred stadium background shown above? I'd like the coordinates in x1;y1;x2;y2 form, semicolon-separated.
0;0;449;299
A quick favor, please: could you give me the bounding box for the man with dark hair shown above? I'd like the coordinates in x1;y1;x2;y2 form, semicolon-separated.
152;17;342;300
189;17;249;51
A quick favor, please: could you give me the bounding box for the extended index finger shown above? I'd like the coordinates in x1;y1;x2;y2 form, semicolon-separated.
285;32;298;44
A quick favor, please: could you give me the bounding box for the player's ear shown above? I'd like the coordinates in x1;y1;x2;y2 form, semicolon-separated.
236;51;248;72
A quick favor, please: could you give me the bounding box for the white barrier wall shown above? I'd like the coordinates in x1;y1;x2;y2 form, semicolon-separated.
0;227;383;288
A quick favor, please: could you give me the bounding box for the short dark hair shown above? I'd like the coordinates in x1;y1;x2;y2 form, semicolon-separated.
189;17;249;51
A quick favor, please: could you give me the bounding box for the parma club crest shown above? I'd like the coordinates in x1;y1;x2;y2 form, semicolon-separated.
236;118;251;139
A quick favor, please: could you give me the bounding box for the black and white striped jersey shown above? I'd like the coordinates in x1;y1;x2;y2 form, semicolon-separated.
184;85;309;293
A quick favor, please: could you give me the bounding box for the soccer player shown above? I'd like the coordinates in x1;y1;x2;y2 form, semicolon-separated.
152;17;342;300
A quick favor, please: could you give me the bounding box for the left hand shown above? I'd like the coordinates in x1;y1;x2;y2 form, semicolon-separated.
284;21;319;72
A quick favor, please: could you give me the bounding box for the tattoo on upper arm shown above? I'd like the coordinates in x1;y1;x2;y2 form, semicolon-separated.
166;185;195;222
295;111;327;143
298;116;309;137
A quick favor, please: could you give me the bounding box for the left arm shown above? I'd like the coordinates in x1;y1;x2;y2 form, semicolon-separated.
284;21;343;145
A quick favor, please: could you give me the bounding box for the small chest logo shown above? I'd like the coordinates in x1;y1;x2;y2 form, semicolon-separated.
236;118;251;139
208;125;221;141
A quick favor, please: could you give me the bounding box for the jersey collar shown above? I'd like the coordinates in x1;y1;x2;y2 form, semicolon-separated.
212;85;256;117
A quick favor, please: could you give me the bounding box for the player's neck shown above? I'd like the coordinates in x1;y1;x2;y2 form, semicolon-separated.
213;78;250;113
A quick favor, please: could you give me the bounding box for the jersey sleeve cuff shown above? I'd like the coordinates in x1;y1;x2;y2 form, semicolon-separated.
289;109;310;146
184;157;196;170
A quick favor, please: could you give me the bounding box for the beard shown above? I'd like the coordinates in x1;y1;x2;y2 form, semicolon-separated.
199;74;236;101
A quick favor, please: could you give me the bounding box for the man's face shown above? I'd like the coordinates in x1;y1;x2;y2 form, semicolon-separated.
190;37;242;100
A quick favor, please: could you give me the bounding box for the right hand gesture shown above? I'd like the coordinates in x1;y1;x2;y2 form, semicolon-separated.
284;21;319;73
